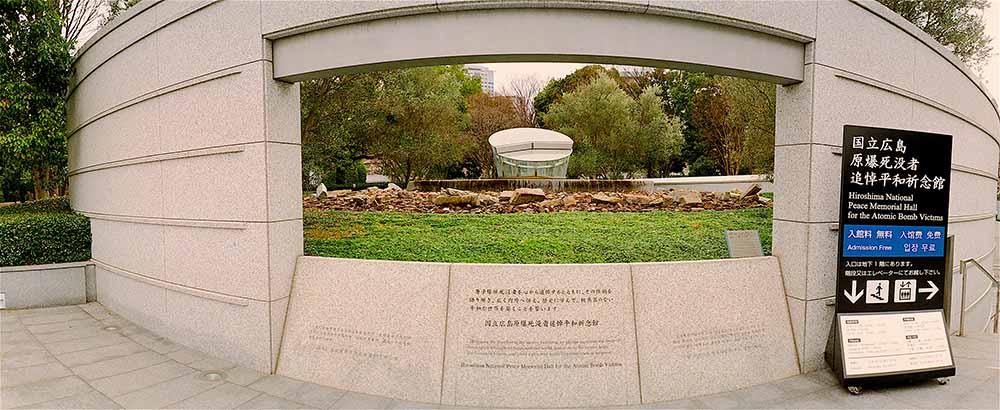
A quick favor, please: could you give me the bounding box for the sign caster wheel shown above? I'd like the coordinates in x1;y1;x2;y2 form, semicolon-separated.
847;385;863;395
937;377;950;385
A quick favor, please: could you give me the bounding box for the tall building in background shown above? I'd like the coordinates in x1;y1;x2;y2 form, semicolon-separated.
465;64;495;94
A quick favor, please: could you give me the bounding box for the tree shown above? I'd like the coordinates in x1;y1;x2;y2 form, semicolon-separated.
101;0;141;26
720;76;775;174
48;0;102;47
533;65;623;126
370;66;473;186
499;75;542;126
464;93;533;178
1;0;73;200
879;0;993;71
691;82;745;176
543;74;683;179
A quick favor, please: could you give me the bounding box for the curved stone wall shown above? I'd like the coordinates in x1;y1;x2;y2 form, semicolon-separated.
69;0;999;382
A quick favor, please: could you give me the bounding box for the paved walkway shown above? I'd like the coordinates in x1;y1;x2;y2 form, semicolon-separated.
2;303;997;409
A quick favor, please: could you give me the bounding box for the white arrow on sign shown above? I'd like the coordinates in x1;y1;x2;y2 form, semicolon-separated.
844;280;864;303
919;281;939;300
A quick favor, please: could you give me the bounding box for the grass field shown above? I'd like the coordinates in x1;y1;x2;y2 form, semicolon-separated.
304;208;773;263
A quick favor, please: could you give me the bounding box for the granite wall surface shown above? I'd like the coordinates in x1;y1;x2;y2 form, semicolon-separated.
278;256;798;407
69;0;999;377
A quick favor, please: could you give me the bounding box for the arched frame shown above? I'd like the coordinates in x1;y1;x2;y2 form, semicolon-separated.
68;0;998;392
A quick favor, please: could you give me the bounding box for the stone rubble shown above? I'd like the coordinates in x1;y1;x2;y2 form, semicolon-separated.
303;185;773;214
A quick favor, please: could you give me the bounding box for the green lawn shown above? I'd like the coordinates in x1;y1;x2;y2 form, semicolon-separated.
304;208;773;264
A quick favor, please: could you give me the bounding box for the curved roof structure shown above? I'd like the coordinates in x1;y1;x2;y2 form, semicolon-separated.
488;128;574;162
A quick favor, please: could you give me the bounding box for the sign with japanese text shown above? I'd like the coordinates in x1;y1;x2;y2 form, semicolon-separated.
837;126;952;314
829;125;955;384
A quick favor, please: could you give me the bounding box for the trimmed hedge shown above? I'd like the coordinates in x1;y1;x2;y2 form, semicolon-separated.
0;198;91;267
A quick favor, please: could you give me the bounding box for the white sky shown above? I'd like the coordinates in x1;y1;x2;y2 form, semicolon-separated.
982;2;1000;100
472;62;587;91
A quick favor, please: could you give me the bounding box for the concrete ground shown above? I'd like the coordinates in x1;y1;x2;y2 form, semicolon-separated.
2;303;997;409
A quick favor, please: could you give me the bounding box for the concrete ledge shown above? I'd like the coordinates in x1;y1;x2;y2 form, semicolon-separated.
413;174;773;193
0;261;93;309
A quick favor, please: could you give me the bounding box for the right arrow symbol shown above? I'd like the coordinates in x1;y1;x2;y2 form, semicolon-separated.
844;280;864;303
919;281;939;300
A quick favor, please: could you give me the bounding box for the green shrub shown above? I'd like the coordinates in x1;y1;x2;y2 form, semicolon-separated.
0;197;91;267
0;197;71;215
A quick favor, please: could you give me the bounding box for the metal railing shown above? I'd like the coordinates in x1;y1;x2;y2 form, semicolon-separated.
957;258;1000;336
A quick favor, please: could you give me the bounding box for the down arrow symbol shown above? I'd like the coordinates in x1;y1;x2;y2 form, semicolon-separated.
844;280;864;304
919;281;939;300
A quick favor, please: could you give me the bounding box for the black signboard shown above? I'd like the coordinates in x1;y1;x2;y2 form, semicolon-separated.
827;125;955;390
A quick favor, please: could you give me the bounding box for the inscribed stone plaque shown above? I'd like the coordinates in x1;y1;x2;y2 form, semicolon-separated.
441;264;640;408
725;230;763;258
277;258;449;403
632;257;799;403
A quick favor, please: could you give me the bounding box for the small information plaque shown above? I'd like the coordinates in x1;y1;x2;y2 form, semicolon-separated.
839;311;953;378
725;230;763;258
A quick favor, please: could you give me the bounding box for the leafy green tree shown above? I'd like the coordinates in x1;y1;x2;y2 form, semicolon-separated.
533;65;623;126
879;0;993;71
1;0;73;200
543;74;682;178
371;66;471;186
101;0;142;26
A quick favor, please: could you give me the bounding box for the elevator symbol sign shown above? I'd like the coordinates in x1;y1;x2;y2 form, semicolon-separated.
895;279;916;303
865;280;889;304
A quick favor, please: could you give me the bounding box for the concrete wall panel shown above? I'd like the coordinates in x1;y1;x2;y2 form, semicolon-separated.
163;291;272;372
261;0;435;36
91;219;165;280
68;42;159;131
814;0;917;90
70;161;163;218
72;5;158;90
95;267;169;335
160;145;268;222
162;224;270;300
68;99;159;172
647;0;817;39
152;0;262;88
157;67;266;153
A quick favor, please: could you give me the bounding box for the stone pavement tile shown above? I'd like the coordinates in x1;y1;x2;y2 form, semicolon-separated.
692;382;789;409
116;324;149;337
188;356;236;371
26;318;99;335
956;378;1000;410
1;319;26;333
78;303;114;320
56;341;148;367
248;374;307;398
111;373;223;409
287;383;348;408
127;332;183;354
0;375;93;408
111;371;225;409
2;330;38;345
248;374;346;408
169;382;261;409
1;337;47;355
331;391;395;409
33;324;106;343
166;347;212;365
778;385;915;409
2;348;57;369
71;350;169;381
635;398;703;409
44;333;131;355
1;361;72;388
15;306;82;319
234;393;310;409
19;311;92;326
99;316;133;328
221;366;265;386
90;360;194;397
15;389;121;409
871;377;992;409
953;356;1000;382
768;372;835;399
